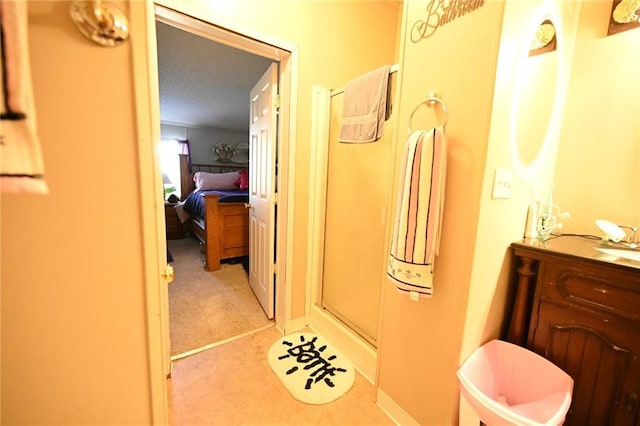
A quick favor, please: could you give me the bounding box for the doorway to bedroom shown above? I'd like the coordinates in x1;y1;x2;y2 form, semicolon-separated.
154;5;294;360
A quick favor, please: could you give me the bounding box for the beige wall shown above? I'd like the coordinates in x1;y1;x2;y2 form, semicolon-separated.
458;1;582;423
554;0;640;234
1;2;153;423
376;0;598;424
1;0;400;423
376;1;505;423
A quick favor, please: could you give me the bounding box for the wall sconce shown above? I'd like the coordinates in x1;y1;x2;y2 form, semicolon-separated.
608;0;640;35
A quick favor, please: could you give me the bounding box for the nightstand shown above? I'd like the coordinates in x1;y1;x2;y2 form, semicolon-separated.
164;203;185;239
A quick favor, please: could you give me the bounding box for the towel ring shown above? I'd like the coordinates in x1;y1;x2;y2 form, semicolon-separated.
408;92;449;133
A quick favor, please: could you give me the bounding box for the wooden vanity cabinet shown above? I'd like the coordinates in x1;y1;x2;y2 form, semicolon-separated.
510;238;640;426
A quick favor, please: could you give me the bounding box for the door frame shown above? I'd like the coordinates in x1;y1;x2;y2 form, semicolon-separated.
131;2;298;423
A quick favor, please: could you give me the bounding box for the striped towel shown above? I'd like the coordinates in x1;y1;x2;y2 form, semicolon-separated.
387;127;447;297
1;1;48;193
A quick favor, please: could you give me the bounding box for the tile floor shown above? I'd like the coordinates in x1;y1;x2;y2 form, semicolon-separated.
167;326;394;425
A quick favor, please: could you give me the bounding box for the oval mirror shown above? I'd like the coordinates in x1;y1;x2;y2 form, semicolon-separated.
510;7;564;179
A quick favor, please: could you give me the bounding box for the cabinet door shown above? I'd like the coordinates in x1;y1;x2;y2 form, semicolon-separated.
531;301;640;425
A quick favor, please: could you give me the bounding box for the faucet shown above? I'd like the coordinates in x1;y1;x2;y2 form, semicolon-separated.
619;225;639;248
596;219;639;249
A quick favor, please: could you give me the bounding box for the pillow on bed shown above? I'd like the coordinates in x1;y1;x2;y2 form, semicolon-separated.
235;169;249;190
193;171;240;191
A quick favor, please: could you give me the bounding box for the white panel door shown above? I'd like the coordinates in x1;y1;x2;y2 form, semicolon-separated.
248;63;278;319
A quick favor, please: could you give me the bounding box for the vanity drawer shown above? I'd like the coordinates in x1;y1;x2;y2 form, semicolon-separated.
538;261;640;322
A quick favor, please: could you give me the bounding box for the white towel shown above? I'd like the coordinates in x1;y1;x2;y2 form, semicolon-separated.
387;127;447;297
1;1;48;193
339;65;391;143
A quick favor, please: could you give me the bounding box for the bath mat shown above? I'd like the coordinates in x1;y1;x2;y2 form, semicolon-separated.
268;332;355;405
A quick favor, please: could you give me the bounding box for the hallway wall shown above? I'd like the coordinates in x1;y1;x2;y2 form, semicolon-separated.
160;122;248;163
1;2;152;422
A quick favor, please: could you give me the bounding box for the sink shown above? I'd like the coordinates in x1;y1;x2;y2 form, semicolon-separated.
595;247;640;262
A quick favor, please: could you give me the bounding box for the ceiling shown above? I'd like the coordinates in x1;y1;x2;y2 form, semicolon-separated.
155;21;275;133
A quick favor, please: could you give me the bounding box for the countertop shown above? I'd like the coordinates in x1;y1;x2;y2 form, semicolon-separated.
511;234;640;272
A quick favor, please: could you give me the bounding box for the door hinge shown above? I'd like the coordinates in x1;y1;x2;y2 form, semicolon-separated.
272;192;279;204
274;94;280;111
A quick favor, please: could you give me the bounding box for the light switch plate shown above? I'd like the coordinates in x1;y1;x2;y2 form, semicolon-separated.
492;169;513;199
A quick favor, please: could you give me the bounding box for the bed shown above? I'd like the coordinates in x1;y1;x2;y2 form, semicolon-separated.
178;154;250;271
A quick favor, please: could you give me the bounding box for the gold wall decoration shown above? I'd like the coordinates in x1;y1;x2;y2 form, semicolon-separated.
608;0;640;35
529;19;557;57
410;0;485;42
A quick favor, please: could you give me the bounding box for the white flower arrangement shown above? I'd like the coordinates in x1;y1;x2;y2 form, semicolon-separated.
213;143;237;162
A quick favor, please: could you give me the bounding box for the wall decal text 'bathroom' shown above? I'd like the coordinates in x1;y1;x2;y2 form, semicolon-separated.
411;0;485;42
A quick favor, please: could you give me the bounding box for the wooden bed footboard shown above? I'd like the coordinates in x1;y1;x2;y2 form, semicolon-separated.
191;194;249;271
179;154;249;271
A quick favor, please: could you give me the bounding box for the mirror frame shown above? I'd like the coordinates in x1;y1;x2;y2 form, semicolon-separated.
509;2;564;180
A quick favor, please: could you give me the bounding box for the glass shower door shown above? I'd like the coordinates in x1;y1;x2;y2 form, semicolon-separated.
320;80;395;346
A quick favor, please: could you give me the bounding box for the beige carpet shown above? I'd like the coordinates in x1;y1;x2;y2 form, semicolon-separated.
168;327;394;425
168;237;273;356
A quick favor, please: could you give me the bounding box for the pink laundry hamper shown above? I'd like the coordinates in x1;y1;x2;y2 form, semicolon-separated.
457;339;573;426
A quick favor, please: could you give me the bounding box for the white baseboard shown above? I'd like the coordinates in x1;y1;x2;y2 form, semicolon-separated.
376;388;419;426
308;305;377;384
